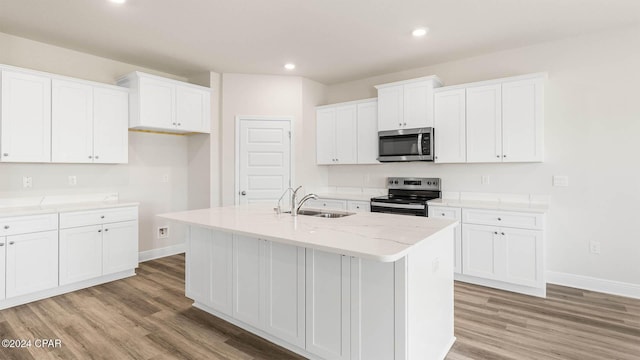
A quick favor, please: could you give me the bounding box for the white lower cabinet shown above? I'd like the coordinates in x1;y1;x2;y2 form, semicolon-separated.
305;250;351;360
303;198;347;211
6;230;58;298
0;237;4;300
60;225;103;285
232;235;264;328
59;207;138;284
347;200;370;212
429;206;462;274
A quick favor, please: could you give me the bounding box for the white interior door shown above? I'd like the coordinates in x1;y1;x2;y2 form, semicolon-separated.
237;118;292;205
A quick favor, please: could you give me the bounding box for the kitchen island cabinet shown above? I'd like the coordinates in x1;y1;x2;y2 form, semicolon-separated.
160;205;457;360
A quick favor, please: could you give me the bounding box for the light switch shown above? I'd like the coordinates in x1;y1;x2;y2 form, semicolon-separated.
553;176;569;187
22;176;33;189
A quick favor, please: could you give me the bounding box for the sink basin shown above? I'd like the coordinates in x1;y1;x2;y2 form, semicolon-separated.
297;209;355;218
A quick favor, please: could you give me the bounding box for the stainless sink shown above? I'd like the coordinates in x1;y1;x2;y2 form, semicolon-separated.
297;209;355;218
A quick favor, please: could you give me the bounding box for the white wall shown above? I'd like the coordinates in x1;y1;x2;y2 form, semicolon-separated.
325;25;640;287
0;32;201;253
220;73;328;206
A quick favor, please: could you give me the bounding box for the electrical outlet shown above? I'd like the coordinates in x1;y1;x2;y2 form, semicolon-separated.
481;175;490;185
161;174;169;183
553;175;569;187
68;175;77;186
158;227;169;239
22;176;33;189
589;241;601;254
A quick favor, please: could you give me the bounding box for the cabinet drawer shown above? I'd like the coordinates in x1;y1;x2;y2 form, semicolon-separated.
347;200;370;212
428;206;461;220
462;209;543;230
302;199;347;211
60;206;138;229
0;213;58;236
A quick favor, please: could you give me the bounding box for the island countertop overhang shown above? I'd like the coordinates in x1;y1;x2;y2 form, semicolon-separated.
159;205;457;262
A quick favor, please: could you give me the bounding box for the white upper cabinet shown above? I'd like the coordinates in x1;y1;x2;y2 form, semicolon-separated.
466;84;502;163
502;77;544;162
0;70;52;163
316;99;378;165
119;72;211;134
93;87;129;163
375;76;442;131
434;88;466;163
434;73;546;164
356;101;378;164
52;79;128;164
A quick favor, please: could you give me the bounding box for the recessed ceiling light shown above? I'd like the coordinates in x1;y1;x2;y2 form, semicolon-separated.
110;0;126;4
284;63;296;70
412;27;429;37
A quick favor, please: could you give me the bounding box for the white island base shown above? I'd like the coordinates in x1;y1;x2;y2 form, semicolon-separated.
184;225;455;360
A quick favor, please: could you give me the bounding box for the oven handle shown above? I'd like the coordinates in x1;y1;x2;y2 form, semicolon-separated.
371;202;426;210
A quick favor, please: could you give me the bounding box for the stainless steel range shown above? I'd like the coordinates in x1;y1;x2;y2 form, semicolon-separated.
370;177;441;216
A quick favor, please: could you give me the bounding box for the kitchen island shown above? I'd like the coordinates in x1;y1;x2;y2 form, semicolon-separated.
159;205;457;360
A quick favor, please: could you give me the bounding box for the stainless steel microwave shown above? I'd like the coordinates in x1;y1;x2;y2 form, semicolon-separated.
377;127;434;162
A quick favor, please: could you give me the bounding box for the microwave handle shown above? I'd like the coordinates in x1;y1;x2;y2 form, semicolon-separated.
417;133;423;156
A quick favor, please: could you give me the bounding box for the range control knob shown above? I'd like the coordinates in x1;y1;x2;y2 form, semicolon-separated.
394;180;399;184
427;181;431;185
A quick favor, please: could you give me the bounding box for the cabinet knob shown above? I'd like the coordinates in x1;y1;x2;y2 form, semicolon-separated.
3;225;8;229
9;241;14;245
101;215;105;219
95;155;99;159
403;122;407;126
88;155;93;159
497;217;502;221
501;232;505;235
496;155;500;158
240;191;246;196
503;155;507;158
172;122;177;126
398;123;402;126
0;243;4;246
441;213;445;216
98;229;102;233
105;228;109;232
494;231;498;235
435;156;438;159
177;123;182;126
2;153;8;157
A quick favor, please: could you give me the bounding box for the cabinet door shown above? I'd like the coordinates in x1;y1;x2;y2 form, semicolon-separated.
462;224;501;280
102;220;138;275
0;70;51;163
404;81;433;128
176;85;210;133
347;200;370;212
0;237;5;300
186;227;212;305
139;77;175;129
502;78;544;162
316;108;336;164
233;235;264;329
334;105;357;164
377;86;403;131
434;89;466;163
93;87;129;164
302;198;347;211
264;242;305;348
59;225;103;285
51;79;94;163
210;230;233;315
503;228;543;287
305;250;350;360
466;84;502;163
6;230;58;298
356;101;378;164
430;206;462;274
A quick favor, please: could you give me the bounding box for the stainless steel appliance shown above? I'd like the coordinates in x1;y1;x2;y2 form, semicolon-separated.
377;127;434;162
370;177;441;216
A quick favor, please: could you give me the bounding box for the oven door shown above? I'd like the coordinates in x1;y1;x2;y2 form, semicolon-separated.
370;201;428;216
377;128;433;162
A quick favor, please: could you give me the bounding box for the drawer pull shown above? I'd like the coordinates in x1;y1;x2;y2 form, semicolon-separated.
3;225;9;229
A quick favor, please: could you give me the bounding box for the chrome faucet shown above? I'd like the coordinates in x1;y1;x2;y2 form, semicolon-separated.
295;193;319;215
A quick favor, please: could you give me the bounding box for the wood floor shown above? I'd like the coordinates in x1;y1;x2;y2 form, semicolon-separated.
0;255;638;360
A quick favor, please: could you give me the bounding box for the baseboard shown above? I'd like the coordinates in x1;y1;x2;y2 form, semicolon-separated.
138;243;186;262
546;271;640;300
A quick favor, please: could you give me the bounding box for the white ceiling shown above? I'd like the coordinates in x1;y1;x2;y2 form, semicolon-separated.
1;0;639;84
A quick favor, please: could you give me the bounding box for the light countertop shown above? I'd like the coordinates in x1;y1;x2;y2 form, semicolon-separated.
0;201;140;218
159;204;457;262
427;198;548;213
